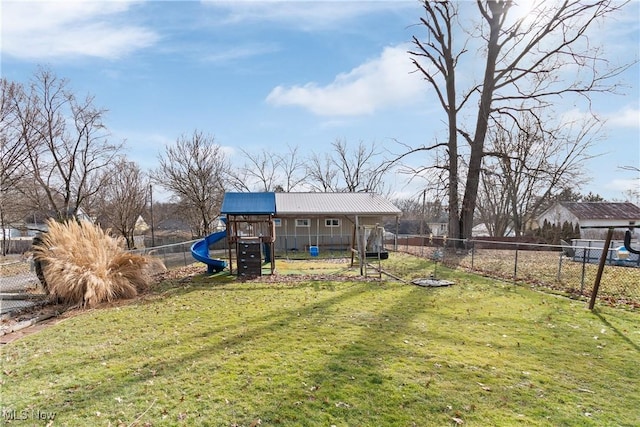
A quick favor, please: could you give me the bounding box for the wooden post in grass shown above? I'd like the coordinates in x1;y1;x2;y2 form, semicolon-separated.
588;227;614;311
350;224;356;268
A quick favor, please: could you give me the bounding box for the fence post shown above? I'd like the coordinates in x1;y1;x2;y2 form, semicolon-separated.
580;242;589;294
589;228;614;310
183;245;188;266
557;250;563;282
513;244;519;281
471;240;475;270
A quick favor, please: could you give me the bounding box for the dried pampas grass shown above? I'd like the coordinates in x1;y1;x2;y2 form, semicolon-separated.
33;219;165;308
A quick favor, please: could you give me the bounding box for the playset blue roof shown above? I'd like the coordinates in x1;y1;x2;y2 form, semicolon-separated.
221;192;276;215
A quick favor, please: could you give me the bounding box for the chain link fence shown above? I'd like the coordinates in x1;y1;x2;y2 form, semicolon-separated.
1;239;208;318
129;240;202;270
4;235;638;314
391;235;640;309
0;259;45;316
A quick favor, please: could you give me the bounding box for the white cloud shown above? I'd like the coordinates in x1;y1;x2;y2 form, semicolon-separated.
606;108;640;128
1;1;158;60
203;1;415;31
203;43;280;63
602;177;640;199
265;44;425;116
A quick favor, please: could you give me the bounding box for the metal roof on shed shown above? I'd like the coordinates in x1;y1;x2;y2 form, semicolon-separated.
275;192;401;216
559;202;640;220
221;192;276;215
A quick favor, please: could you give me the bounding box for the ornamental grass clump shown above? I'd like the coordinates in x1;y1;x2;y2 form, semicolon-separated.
33;219;162;308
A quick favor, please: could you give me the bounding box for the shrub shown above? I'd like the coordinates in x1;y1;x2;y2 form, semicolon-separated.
33;219;164;308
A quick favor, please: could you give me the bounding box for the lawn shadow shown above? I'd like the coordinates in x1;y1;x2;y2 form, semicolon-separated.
259;285;436;424
26;280;376;419
594;311;640;353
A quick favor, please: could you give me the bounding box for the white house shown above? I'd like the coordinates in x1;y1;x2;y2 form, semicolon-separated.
537;202;640;239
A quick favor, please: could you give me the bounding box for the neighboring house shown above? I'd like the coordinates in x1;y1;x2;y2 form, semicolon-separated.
471;223;516;237
74;207;94;223
23;207;95;236
426;216;448;237
134;215;150;234
220;192;402;253
536;202;640;239
1;228;21;239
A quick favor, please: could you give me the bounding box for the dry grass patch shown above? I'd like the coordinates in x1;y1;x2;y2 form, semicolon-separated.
33;219;164;308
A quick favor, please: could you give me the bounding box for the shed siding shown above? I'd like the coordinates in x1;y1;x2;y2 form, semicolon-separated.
537;201;640;240
273;214;387;252
537;205;579;228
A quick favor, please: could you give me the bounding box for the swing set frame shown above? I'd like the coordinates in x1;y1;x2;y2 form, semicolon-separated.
582;226;640;310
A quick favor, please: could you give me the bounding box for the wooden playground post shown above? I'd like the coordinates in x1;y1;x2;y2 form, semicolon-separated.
588;227;613;310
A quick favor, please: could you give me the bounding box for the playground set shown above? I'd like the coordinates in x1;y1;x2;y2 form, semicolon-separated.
189;192;394;278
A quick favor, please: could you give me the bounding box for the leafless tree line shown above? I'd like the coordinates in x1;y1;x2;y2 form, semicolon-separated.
149;134;395;237
1;68;395;248
405;0;633;242
0;68;130;253
2;0;634;250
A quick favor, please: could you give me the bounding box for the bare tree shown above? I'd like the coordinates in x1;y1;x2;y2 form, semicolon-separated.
477;112;600;236
306;151;339;192
12;67;120;221
307;139;389;193
391;194;446;235
278;144;308;192
0;80;27;192
409;0;631;241
96;158;148;249
0;79;31;253
234;147;280;192
228;144;308;192
152;130;230;236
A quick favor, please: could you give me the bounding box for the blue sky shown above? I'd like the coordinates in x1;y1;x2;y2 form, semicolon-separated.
2;0;639;203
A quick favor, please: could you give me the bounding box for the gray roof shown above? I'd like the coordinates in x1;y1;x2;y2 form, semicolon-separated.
559;202;640;220
275;192;401;216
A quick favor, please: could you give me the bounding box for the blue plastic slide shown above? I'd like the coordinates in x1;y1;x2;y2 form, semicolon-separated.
190;230;228;273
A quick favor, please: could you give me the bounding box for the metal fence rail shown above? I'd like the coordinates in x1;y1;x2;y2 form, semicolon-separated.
1;240;205;317
392;235;640;309
3;236;638;314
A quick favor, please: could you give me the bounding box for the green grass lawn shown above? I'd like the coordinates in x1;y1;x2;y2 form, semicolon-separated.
1;253;639;426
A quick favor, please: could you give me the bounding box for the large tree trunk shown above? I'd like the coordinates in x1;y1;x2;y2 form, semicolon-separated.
447;59;460;242
459;2;504;240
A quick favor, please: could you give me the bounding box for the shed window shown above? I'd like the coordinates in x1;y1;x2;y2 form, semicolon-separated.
295;219;310;227
325;218;340;227
273;218;281;227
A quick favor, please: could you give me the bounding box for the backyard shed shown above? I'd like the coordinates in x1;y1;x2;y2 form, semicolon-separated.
537;201;640;239
272;192;401;254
